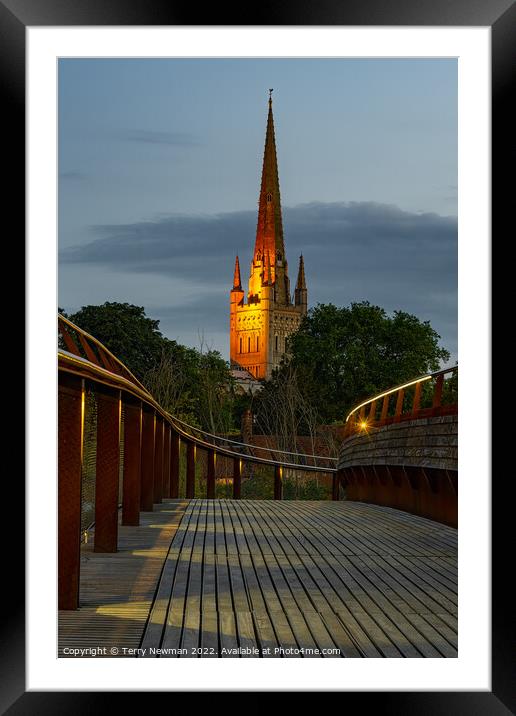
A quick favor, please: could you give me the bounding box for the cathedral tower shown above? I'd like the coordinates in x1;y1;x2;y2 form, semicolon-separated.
230;92;308;380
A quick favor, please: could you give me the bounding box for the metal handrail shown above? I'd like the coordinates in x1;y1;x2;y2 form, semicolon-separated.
344;364;458;432
58;314;149;394
169;414;337;465
58;349;336;474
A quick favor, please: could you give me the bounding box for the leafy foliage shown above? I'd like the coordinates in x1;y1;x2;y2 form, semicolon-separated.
283;301;450;423
68;302;166;381
68;302;236;432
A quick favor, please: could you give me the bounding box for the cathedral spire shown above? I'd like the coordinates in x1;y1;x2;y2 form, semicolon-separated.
232;255;242;290
254;91;285;265
229;95;307;380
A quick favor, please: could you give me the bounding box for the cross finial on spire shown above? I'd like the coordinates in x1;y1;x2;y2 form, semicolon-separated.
269;88;273;105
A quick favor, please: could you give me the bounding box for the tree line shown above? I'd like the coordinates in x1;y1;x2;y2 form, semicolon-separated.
59;300;451;444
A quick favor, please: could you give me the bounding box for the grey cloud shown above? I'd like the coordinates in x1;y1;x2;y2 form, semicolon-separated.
59;201;457;357
60;201;456;275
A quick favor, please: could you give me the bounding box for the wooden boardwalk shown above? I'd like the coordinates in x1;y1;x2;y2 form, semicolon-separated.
58;500;188;657
140;500;457;658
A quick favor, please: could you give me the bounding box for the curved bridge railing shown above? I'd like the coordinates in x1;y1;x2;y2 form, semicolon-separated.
168;415;337;471
58;315;337;609
337;366;458;527
343;366;458;435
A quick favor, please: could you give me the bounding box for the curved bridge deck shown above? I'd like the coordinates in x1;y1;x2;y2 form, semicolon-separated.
59;500;457;658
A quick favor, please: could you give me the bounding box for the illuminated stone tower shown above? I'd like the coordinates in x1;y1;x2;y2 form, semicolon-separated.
230;92;308;380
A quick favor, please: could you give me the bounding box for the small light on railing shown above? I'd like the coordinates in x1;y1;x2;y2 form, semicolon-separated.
359;420;368;431
83;530;88;544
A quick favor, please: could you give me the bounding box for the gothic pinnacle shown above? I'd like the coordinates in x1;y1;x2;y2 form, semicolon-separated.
296;254;306;290
232;255;242;291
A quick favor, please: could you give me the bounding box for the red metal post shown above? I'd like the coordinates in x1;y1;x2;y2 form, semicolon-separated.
140;408;155;511
122;400;142;526
170;432;180;498
186;442;196;498
433;374;445;409
207;449;216;499
98;347;117;373
94;387;121;553
394;389;405;420
153;417;164;504
58;374;84;609
60;323;80;355
162;425;171;498
332;473;340;501
380;394;390;424
367;399;377;423
233;457;241;499
412;381;422;416
274;464;283;500
78;332;99;365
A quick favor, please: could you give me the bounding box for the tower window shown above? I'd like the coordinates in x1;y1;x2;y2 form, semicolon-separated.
248;336;251;353
266;192;272;203
256;336;259;352
239;337;242;353
275;335;278;351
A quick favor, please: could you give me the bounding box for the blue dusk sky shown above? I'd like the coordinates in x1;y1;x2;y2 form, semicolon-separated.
58;58;457;362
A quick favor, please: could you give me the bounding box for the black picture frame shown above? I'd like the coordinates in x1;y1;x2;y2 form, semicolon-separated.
7;0;510;710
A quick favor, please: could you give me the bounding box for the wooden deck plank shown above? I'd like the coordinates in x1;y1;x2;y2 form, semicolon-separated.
308;500;456;555
213;501;227;556
60;500;458;659
228;554;252;612
216;554;234;612
58;499;188;658
219;611;239;655
236;610;259;655
252;610;281;656
200;610;219;657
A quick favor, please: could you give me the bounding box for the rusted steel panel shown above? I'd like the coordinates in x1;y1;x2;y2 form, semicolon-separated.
186;442;196;498
78;332;99;365
394;389;405;421
273;464;283;500
94;387;121;552
332;473;340;501
412;381;422;416
433;373;445;408
140;408;155;511
122;400;142;526
232;456;241;499
162;426;171;498
60;324;80;356
97;347;116;373
380;394;390;424
170;432;180;498
341;463;457;527
153;418;164;504
207;449;216;499
58;374;84;609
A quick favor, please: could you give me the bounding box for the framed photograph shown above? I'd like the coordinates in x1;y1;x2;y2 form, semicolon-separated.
7;0;509;708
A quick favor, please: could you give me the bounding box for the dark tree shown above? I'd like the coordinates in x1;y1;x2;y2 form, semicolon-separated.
68;302;169;381
285;301;450;423
67;302;238;431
